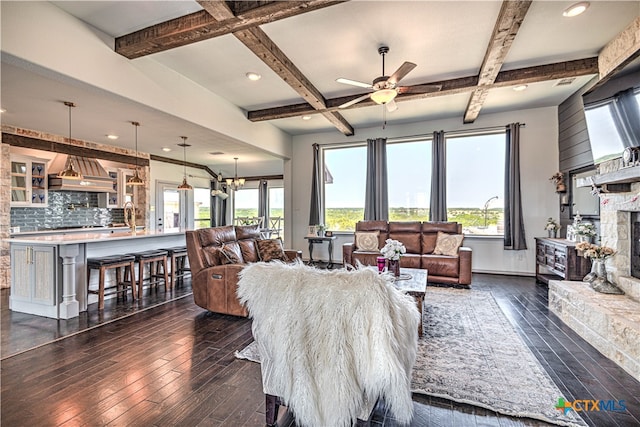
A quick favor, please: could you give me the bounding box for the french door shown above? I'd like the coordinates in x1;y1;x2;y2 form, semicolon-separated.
156;181;191;232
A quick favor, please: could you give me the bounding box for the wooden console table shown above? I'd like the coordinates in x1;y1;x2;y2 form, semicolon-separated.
535;237;591;284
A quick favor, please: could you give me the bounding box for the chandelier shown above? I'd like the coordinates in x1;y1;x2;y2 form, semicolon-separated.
226;157;245;190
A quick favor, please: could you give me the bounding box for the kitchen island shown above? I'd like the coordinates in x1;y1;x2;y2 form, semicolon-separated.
6;230;186;319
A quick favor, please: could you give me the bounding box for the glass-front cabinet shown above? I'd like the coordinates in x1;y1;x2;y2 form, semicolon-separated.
98;168;137;208
11;156;48;207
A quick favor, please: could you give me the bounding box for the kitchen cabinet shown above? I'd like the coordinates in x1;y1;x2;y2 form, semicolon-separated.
535;237;591;284
98;168;137;208
10;156;48;207
10;244;58;318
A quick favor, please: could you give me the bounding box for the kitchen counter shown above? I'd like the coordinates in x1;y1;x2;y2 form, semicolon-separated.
9;225;139;237
6;229;187;320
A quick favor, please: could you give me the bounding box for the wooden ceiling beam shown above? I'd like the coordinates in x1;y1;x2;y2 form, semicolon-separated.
463;0;532;124
248;58;598;122
199;0;354;136
115;0;346;59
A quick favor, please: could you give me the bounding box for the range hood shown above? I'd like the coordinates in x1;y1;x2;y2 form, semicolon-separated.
48;155;115;192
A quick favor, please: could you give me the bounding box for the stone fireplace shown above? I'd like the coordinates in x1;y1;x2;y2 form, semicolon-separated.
549;176;640;382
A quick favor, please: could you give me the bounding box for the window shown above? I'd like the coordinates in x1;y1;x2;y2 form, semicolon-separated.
387;140;431;221
234;187;259;218
268;182;284;239
193;187;211;230
446;132;505;236
323;145;366;231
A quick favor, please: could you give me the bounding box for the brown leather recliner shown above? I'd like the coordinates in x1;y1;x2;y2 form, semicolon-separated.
185;225;302;316
342;221;472;286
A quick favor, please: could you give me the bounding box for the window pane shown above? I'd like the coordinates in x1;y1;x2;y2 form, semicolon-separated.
387;140;431;221
234;188;259;218
324;146;366;231
269;186;284;239
446;133;505;236
193;187;211;230
584;103;625;164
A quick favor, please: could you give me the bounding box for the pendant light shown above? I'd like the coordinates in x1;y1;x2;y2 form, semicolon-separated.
226;157;245;190
57;101;83;180
177;136;193;190
127;121;144;186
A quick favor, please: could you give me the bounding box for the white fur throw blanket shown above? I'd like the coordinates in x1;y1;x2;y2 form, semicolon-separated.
237;261;419;427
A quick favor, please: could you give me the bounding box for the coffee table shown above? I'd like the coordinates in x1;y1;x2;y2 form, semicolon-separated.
392;268;427;337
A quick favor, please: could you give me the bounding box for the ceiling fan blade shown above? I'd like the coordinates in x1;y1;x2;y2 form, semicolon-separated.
338;93;372;109
387;62;417;86
385;99;398;112
336;78;372;89
397;84;442;94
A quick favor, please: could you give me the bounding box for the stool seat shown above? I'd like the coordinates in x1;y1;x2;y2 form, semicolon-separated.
132;250;169;260
87;255;137;310
87;254;135;267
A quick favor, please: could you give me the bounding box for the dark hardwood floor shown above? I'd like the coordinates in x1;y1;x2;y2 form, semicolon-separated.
1;273;639;426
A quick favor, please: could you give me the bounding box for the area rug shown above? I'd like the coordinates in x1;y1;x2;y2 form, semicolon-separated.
235;287;586;427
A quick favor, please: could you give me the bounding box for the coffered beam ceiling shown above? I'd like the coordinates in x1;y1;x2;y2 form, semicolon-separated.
115;0;346;59
196;0;354;136
247;58;599;121
115;0;601;133
463;0;532;124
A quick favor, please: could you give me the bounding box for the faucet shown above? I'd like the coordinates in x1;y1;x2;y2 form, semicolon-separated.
124;201;136;234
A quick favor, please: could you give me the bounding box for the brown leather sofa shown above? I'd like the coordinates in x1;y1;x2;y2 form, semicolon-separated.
342;221;472;286
185;225;302;317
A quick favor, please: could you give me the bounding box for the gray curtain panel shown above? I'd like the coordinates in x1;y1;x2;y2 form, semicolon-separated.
364;137;389;221
504;123;527;250
309;143;322;226
258;179;268;221
615;88;640;147
212;181;227;227
429;130;447;221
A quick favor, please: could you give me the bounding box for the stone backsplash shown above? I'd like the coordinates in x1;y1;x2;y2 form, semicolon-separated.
10;191;124;231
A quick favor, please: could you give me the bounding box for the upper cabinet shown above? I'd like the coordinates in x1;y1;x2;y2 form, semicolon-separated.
11;156;48;207
98;168;137;208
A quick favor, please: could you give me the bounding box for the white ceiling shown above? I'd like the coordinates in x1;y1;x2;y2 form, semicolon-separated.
2;1;639;175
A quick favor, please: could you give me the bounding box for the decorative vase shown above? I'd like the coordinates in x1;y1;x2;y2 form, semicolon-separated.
589;259;625;295
388;259;400;277
577;235;591;243
548;229;557;238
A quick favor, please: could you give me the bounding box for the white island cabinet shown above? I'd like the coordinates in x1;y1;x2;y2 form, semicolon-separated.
5;230;186;319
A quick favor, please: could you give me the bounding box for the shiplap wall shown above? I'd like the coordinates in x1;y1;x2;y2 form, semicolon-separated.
558;78;597;172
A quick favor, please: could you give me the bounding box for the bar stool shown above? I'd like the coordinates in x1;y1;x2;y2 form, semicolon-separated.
86;255;137;310
164;246;190;288
127;250;169;298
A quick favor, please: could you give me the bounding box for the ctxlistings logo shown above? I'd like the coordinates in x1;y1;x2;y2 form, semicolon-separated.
555;397;626;414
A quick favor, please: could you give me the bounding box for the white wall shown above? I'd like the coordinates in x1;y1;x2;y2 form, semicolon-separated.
289;106;561;276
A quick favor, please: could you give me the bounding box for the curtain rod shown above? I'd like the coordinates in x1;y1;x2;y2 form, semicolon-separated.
318;123;525;148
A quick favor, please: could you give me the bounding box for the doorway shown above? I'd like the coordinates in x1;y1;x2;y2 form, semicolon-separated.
156;181;191;232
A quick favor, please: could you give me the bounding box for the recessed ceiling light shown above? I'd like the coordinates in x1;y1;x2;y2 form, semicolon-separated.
0;108;6;113
513;85;528;92
162;147;172;152
246;72;261;81
302;115;312;121
106;134;118;140
563;2;589;17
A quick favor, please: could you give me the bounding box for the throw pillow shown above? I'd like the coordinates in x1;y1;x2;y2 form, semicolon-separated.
221;244;243;264
355;231;380;251
256;239;288;262
433;231;464;256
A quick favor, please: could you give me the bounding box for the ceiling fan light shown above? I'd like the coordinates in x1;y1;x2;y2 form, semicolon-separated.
371;89;397;105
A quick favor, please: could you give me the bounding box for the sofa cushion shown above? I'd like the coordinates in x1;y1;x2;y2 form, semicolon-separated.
257;239;288;262
389;232;421;254
221;242;244;264
202;246;223;267
236;224;261;240
422;254;459;277
433;232;464;256
239;239;260;263
198;225;236;247
355;231;380;251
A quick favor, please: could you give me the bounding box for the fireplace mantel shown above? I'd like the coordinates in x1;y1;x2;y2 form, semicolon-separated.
575;165;640;192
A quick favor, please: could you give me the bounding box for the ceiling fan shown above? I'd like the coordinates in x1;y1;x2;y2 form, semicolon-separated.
337;46;441;112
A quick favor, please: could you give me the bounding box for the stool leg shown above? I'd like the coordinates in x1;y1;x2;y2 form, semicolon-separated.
170;255;176;289
129;261;137;300
162;256;169;291
138;261;145;299
115;266;123;300
98;266;106;310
